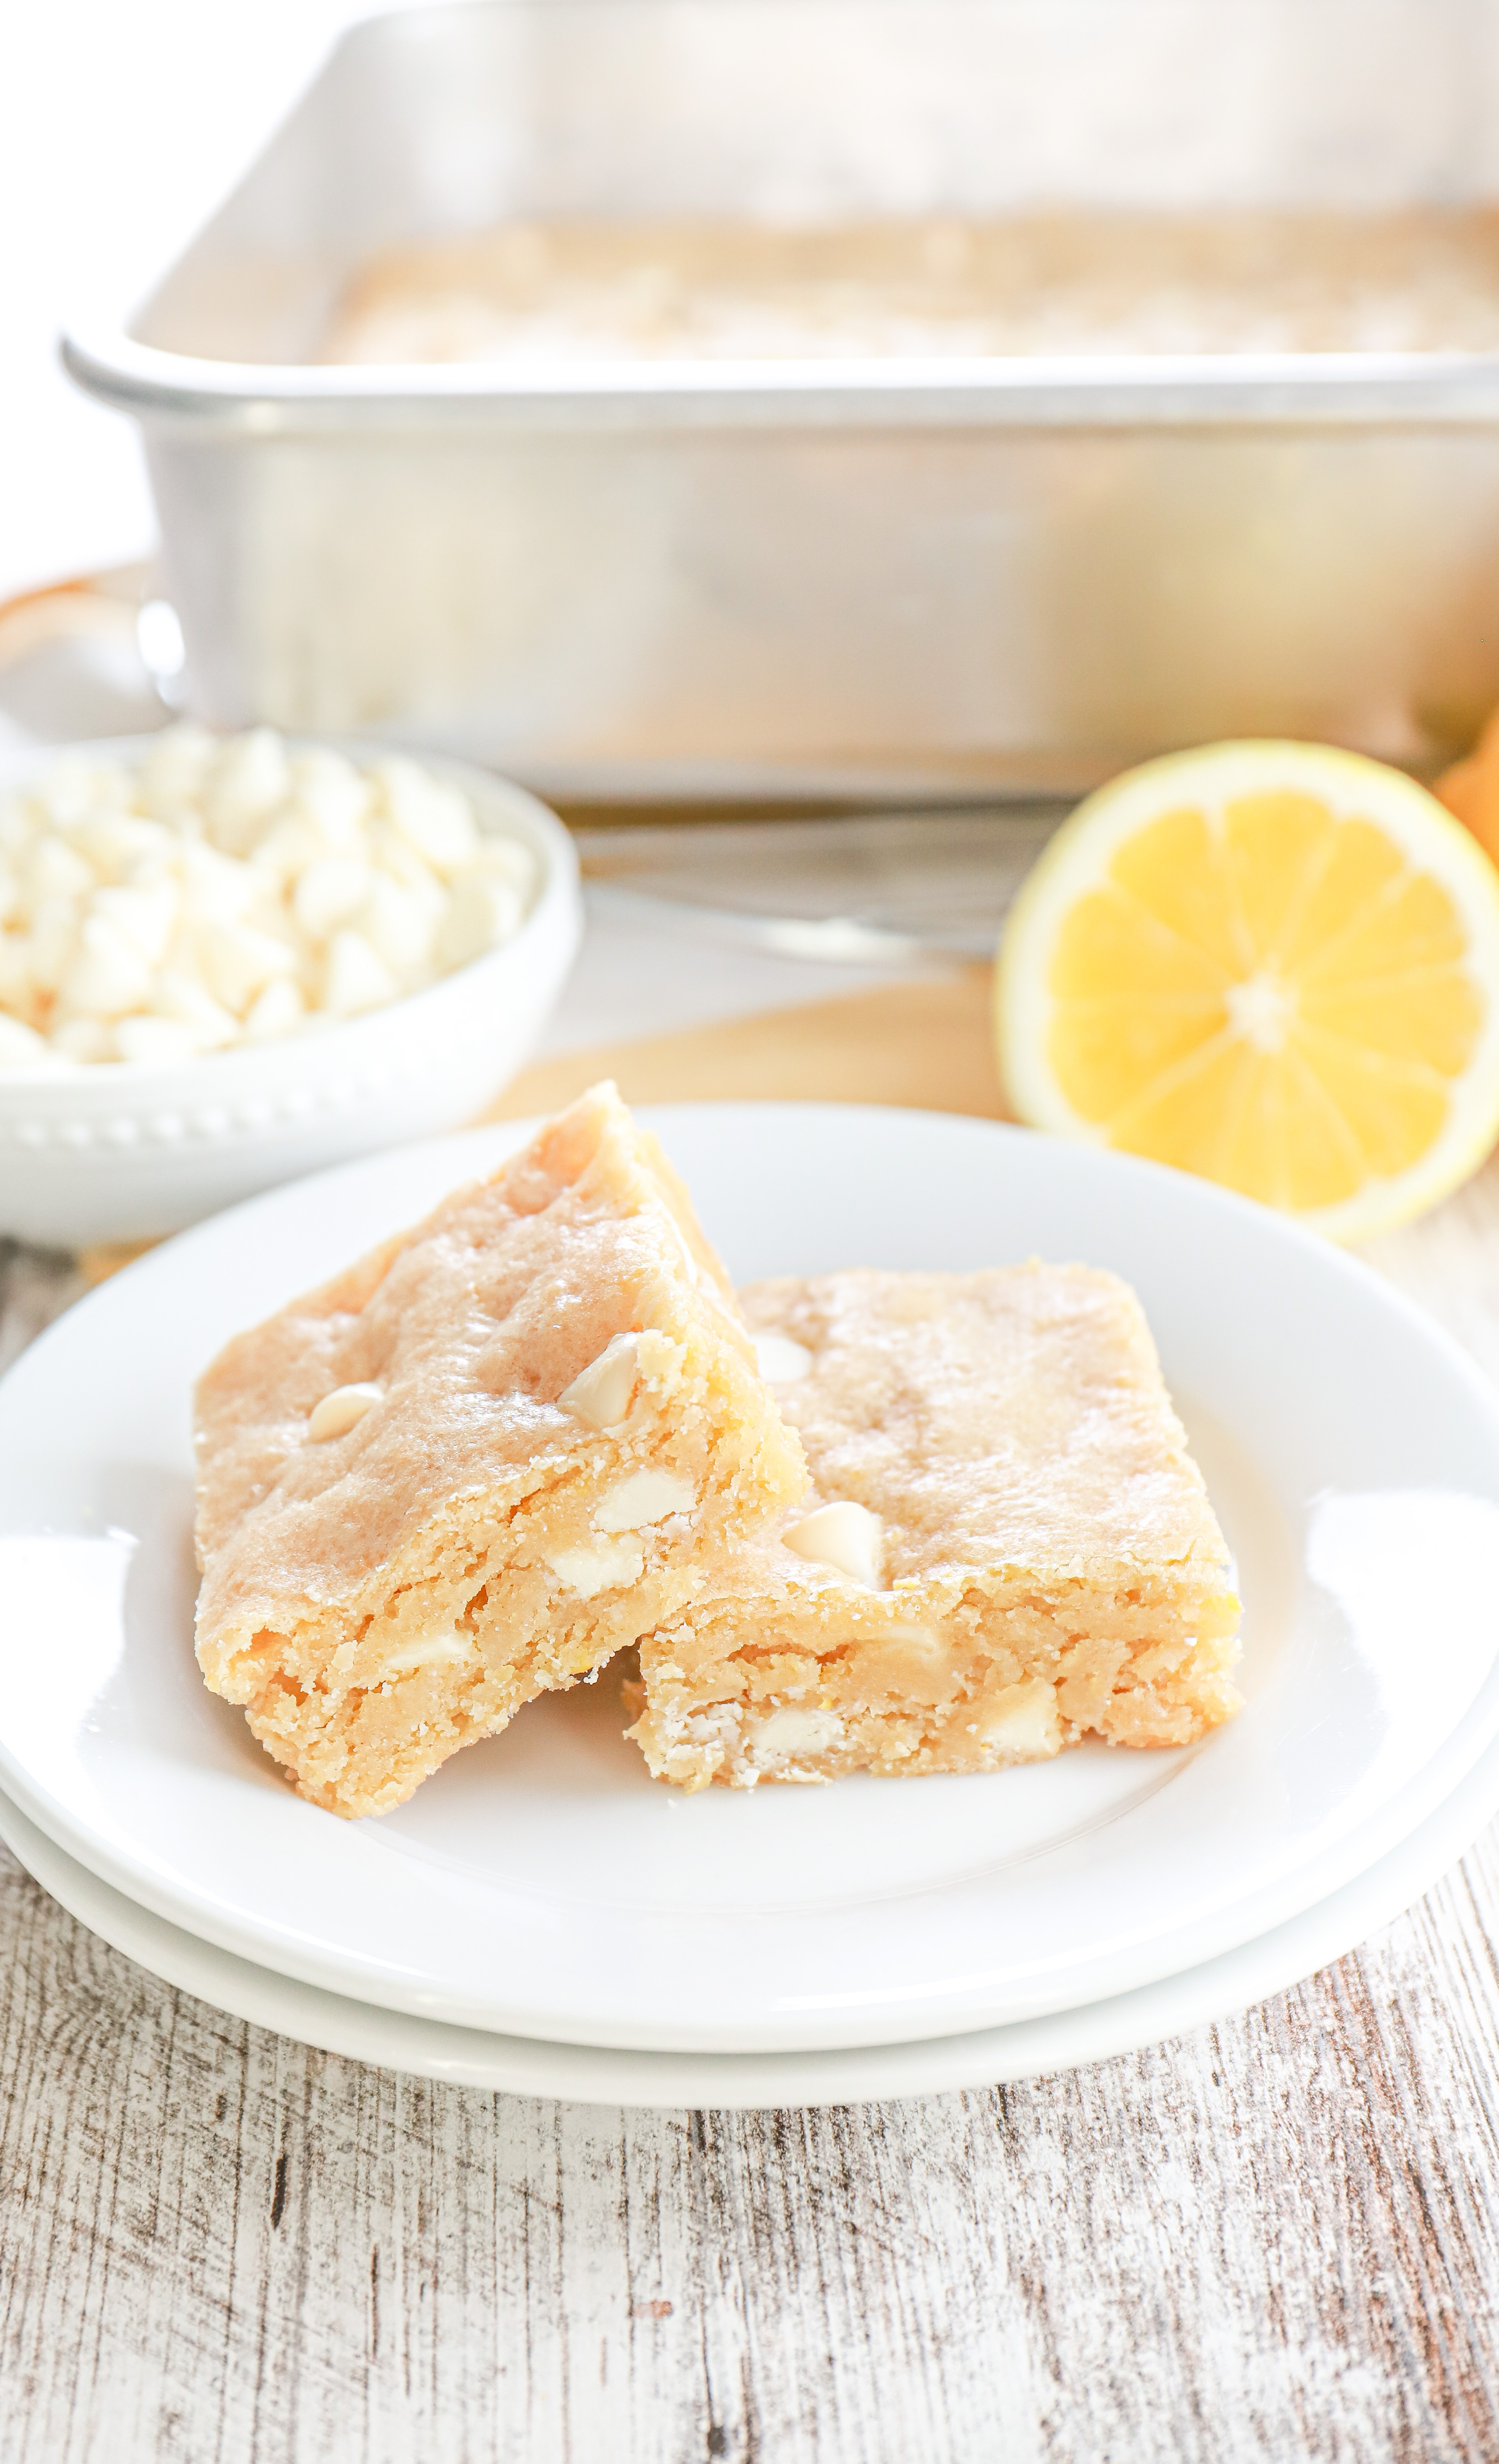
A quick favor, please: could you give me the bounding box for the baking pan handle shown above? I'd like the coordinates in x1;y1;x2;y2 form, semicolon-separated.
0;563;184;739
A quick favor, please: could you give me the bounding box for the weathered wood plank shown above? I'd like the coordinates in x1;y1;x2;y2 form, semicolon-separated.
4;1817;1499;2464
0;1239;81;1378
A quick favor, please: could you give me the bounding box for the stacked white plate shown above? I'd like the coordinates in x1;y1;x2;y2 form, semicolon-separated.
3;1105;1499;2111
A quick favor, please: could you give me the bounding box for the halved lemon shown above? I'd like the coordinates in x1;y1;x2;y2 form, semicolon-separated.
996;740;1499;1240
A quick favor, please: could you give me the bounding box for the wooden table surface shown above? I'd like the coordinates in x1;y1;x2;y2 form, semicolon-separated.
6;1146;1499;2463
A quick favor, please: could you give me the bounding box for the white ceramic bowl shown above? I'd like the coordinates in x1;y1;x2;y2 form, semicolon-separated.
0;738;582;1248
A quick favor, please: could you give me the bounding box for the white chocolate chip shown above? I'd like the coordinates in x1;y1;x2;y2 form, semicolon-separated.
755;1705;843;1758
308;1381;382;1442
593;1468;697;1532
376;757;479;871
203;726;291;849
25;837;93;901
23;894;78;996
783;1501;884;1588
0;1013;52;1065
194;919;297;1014
74;813;171;882
0;727;537;1070
560;1332;643;1430
59;916;154;1018
248;813;326;887
36;757;106;829
754;1333;813;1385
974;1678;1063;1759
287;753;369;848
322;928;397;1018
293;853;373;941
93;879;179;965
545;1535;647;1599
149;971;239;1052
51;1016;116;1063
112;1015;199;1066
464;837;536;893
374;1631;478;1680
176;839;258;924
243;977;306;1041
435;875;525;970
357;869;441;974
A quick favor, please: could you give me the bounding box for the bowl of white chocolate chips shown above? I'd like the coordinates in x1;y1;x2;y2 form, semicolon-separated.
0;729;581;1247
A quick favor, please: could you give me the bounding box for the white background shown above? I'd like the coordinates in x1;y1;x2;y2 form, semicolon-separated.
0;0;442;603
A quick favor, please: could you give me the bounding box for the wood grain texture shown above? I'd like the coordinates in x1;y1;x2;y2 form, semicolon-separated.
482;968;1010;1128
7;1146;1499;2461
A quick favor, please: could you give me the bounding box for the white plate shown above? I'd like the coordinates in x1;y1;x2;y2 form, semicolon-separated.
2;1106;1499;2055
5;1727;1498;2111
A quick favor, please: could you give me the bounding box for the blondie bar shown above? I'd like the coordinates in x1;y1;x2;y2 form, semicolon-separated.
193;1084;806;1816
628;1266;1241;1789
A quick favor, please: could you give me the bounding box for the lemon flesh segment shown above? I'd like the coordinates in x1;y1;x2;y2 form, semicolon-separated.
1000;745;1499;1240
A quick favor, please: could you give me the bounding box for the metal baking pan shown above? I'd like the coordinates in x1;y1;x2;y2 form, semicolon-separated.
62;0;1499;805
